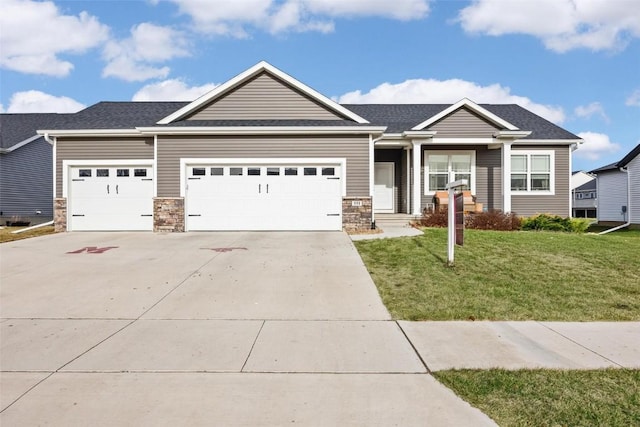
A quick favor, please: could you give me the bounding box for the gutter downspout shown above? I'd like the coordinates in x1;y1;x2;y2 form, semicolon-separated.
599;166;631;234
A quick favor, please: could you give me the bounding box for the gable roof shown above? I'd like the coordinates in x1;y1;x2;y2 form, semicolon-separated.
411;98;518;131
0;113;71;151
590;143;640;173
157;61;370;125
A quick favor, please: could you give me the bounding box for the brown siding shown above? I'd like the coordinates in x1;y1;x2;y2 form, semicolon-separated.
55;137;154;197
188;72;343;121
156;135;369;197
428;108;501;138
511;146;571;217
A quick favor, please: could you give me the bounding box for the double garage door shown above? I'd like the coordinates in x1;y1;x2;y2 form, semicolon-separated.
68;165;154;231
186;162;343;231
66;161;343;231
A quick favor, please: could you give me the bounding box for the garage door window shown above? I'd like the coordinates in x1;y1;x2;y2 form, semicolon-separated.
267;167;280;176
79;169;92;177
134;169;147;177
285;167;298;176
230;167;243;176
304;167;317;176
193;168;206;176
117;169;130;177
211;167;223;176
248;167;261;176
322;167;335;176
97;169;109;177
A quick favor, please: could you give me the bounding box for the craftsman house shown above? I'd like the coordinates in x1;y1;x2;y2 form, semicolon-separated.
34;61;581;232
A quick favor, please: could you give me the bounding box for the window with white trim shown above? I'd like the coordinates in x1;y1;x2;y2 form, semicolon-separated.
424;151;475;193
510;151;554;193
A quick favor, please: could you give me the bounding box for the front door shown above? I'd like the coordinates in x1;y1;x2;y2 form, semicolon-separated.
374;162;394;213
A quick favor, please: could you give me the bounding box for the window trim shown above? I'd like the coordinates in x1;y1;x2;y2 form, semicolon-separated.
423;150;476;195
510;150;555;195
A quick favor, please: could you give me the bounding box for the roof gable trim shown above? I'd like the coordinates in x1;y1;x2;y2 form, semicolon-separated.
411;98;519;131
0;134;43;153
157;61;370;125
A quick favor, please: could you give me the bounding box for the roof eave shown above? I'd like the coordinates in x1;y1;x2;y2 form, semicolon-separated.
137;126;387;135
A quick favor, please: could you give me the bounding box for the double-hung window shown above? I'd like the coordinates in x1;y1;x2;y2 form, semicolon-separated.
510;151;554;194
424;151;475;194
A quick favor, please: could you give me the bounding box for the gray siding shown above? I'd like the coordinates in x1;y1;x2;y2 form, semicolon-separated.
55;137;154;197
597;170;628;222
511;146;571;217
420;145;502;211
0;137;53;222
157;135;369;197
428;107;502;138
629;155;640;224
375;149;404;213
188;73;343;121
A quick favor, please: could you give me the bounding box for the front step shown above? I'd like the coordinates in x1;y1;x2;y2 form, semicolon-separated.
373;214;418;228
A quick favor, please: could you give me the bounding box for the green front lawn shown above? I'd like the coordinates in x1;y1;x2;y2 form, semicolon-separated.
434;369;640;427
354;228;640;321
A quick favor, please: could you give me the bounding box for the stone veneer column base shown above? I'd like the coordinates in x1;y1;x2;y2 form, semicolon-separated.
342;196;372;233
154;197;185;232
54;198;67;232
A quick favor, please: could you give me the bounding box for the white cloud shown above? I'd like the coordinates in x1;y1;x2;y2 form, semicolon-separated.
102;23;190;82
458;0;640;52
574;102;609;123
160;0;429;36
4;90;85;113
626;89;640;107
132;79;218;101
338;78;566;124
575;132;621;161
0;0;109;76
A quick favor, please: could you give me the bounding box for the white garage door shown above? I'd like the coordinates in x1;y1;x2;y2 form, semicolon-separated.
186;163;343;231
69;165;154;231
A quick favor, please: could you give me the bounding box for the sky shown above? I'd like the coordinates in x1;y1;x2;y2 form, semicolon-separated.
1;0;639;172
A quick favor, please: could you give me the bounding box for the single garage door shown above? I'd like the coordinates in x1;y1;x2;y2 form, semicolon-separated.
186;163;343;231
68;165;154;231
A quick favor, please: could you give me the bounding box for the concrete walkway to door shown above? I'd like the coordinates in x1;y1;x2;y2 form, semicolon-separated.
1;231;495;426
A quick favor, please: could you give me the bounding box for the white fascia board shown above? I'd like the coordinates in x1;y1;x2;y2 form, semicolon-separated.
1;134;42;153
157;61;370;125
37;129;141;137
512;139;583;145
411;98;519;131
430;137;495;145
494;130;532;139
137;126;386;135
401;130;437;138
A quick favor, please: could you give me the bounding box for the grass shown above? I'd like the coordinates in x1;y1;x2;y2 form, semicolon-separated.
354;228;640;321
434;369;640;427
0;225;55;243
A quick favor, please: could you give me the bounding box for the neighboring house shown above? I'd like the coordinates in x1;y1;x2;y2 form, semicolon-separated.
36;62;581;232
0;113;68;225
571;171;597;218
591;143;640;227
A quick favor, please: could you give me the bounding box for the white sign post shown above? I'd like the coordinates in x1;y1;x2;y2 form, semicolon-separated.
445;179;468;266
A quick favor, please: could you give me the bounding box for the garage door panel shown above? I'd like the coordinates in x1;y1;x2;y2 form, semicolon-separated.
69;166;153;231
186;164;342;231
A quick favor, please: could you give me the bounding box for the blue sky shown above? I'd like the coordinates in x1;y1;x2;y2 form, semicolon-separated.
1;0;639;171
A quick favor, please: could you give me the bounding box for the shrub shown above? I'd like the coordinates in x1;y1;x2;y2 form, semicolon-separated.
420;208;521;231
521;214;589;233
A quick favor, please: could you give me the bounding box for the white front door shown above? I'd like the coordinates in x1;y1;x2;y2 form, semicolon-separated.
185;163;343;231
68;165;154;231
374;162;394;212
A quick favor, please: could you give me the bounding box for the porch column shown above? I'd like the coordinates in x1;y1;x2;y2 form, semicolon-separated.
405;147;411;214
502;142;512;213
412;141;423;216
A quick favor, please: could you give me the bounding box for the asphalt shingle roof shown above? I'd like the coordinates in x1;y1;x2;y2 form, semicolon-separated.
2;101;581;142
0;113;70;149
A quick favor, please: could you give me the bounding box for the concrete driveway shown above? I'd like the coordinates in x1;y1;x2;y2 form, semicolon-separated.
0;232;494;426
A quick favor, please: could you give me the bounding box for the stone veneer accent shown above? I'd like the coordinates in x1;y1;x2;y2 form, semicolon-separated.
342;196;372;232
54;198;67;232
154;197;185;232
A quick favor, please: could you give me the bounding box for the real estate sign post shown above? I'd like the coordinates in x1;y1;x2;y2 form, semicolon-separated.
446;179;468;266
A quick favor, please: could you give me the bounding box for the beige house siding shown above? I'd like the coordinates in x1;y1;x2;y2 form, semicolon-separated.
55;137;154;197
156;135;370;197
188;72;343;121
511;146;571;217
428;108;502;138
